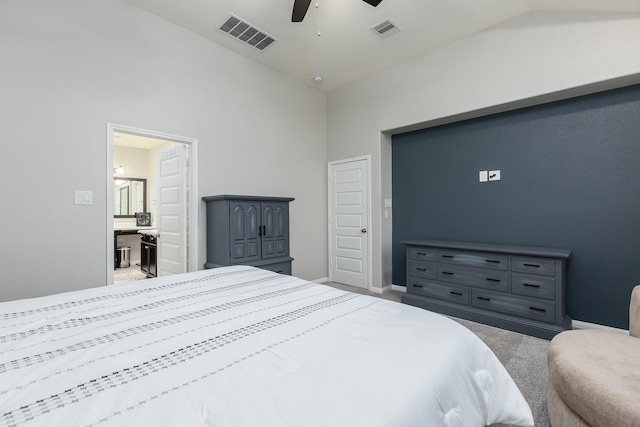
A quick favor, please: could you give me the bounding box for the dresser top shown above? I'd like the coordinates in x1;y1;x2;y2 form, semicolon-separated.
402;239;571;259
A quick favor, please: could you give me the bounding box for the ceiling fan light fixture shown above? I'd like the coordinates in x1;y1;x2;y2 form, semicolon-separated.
292;0;383;22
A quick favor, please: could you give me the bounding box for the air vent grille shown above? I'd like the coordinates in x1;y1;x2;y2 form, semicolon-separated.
219;15;277;51
370;18;401;39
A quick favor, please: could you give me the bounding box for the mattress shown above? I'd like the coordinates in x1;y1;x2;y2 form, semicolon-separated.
0;266;534;426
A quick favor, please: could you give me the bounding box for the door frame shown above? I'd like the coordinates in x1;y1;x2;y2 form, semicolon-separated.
327;155;372;290
106;122;199;284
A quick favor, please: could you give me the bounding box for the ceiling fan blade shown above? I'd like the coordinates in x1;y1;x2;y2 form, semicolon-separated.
362;0;383;6
292;0;313;22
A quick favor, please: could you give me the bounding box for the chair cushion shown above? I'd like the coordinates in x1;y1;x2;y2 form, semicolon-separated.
548;330;640;427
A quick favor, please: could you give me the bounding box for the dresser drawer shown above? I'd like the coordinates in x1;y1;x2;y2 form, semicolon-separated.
408;277;469;306
511;273;555;300
438;264;509;292
439;250;508;271
408;247;437;262
471;289;556;323
408;259;437;280
511;256;555;276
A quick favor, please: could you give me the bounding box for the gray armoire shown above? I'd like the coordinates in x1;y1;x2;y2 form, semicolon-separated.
202;195;294;274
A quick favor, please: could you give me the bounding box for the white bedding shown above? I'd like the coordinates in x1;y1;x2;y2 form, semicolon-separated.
0;266;534;427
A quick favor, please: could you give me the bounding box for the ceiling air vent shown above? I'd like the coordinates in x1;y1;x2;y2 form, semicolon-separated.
219;15;277;51
370;18;401;39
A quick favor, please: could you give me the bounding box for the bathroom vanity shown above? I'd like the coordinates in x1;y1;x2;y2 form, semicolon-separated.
139;231;158;278
113;226;157;272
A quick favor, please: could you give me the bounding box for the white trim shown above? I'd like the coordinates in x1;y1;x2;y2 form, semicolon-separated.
391;284;407;292
107;123;199;285
311;277;329;284
571;319;629;334
327;155;373;291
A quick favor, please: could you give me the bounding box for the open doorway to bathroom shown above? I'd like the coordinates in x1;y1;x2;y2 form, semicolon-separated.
106;123;198;285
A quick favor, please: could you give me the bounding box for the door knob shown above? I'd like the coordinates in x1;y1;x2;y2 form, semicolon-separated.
361;228;367;233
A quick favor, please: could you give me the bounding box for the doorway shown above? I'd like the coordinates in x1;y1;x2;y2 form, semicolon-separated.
106;123;198;285
328;156;371;289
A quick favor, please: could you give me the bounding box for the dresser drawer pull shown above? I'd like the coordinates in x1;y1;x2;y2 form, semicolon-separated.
476;296;491;302
416;252;427;256
412;284;424;288
450;291;463;296
523;263;540;268
441;255;454;259
485;278;501;283
523;283;541;288
529;306;547;313
485;259;501;264
442;271;454;275
415;267;428;272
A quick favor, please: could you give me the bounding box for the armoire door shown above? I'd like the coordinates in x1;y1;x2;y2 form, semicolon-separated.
230;202;261;263
261;202;289;259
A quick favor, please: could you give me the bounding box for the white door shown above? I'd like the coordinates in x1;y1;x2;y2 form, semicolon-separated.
157;144;188;277
328;158;369;289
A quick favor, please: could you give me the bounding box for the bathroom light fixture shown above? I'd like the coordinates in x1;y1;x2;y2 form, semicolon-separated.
114;165;125;174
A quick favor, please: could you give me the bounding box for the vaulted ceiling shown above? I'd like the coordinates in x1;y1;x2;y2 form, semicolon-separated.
125;0;640;91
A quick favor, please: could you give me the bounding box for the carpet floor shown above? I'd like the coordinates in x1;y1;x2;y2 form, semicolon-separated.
323;281;550;427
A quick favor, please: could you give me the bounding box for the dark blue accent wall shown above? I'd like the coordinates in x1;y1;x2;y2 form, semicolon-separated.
392;84;640;329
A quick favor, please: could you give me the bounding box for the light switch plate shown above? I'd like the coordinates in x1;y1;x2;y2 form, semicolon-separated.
75;190;93;205
489;170;501;181
479;171;488;182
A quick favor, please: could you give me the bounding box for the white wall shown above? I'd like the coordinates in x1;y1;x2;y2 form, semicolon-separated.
0;0;327;301
327;11;640;290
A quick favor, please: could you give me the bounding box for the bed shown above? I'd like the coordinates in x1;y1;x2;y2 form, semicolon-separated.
0;266;534;426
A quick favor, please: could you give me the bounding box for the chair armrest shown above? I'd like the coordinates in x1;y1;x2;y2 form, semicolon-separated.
630;285;640;338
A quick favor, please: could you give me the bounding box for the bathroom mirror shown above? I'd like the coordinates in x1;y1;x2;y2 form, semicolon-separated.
114;177;147;218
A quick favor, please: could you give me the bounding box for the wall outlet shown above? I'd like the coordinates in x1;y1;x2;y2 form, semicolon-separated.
488;170;501;181
479;170;488;182
384;199;392;208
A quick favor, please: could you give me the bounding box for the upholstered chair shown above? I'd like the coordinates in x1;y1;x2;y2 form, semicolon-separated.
547;285;640;426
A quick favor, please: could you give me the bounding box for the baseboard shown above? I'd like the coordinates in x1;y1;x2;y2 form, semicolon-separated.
311;277;329;284
571;319;628;334
372;284;407;294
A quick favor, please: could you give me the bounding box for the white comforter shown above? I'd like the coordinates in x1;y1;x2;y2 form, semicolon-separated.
0;266;533;426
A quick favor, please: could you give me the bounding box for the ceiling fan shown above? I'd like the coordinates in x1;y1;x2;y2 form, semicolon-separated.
292;0;383;22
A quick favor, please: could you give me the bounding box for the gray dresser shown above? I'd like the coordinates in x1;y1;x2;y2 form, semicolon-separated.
202;195;294;274
401;240;572;339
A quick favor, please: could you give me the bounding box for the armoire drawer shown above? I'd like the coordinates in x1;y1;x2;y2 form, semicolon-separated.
471;289;556;324
438;250;508;271
511;256;555;277
511;273;555;300
408;259;437;280
438;264;509;292
260;262;292;275
408;277;469;306
408;247;436;262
